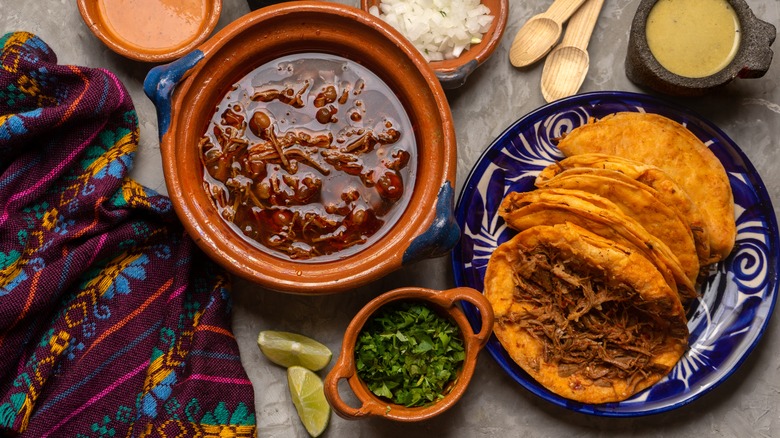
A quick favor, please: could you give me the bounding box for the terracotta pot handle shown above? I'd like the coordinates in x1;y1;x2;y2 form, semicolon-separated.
324;353;390;419
143;50;205;139
431;287;495;348
402;182;460;265
324;355;363;419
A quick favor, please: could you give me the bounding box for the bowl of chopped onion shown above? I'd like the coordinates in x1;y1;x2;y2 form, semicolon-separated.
324;286;494;421
363;0;509;89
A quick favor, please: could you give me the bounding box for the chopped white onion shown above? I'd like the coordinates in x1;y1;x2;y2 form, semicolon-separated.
369;0;495;62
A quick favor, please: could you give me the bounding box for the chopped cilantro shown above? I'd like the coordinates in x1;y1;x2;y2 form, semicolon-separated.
354;301;465;407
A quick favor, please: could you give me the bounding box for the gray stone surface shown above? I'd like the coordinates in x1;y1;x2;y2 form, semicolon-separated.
2;0;779;436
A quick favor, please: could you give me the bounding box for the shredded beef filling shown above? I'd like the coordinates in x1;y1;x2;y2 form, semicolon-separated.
500;246;686;390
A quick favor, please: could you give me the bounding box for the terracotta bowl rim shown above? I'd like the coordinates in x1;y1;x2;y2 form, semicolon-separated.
154;2;457;294
76;0;222;63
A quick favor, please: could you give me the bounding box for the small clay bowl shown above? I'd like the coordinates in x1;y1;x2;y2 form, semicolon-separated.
143;2;458;294
77;0;222;63
361;0;509;89
324;286;494;421
626;0;776;96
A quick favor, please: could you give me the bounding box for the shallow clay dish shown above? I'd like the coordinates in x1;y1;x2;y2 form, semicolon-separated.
362;0;509;89
77;0;222;63
143;2;458;294
626;0;776;96
324;286;494;421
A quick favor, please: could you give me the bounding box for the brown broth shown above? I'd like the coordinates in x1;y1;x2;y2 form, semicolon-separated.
199;53;417;261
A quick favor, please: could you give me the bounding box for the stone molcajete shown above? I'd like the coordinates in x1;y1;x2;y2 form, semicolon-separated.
626;0;776;96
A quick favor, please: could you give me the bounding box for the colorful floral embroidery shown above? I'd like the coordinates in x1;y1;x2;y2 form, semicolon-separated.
0;32;256;437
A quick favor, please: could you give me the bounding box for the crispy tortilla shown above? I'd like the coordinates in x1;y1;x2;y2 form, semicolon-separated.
556;113;735;262
499;188;697;303
534;168;701;277
536;157;710;265
485;222;689;404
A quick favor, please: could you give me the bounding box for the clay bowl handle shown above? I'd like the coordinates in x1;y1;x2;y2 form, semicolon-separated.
143;51;206;140
323;351;380;419
401;183;460;265
143;28;226;139
428;286;494;348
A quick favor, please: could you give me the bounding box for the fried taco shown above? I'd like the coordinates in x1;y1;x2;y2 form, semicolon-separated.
536;158;710;265
485;222;689;403
556;113;735;262
534;168;702;276
499;188;697;303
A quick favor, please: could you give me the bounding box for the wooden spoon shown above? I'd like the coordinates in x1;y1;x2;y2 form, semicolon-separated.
509;0;588;68
540;0;605;102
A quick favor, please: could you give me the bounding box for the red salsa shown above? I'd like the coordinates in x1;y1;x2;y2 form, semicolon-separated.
199;53;416;260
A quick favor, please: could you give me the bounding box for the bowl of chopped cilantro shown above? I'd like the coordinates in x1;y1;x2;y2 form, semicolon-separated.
324;286;494;421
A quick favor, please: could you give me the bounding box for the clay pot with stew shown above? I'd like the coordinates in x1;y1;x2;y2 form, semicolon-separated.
144;2;459;294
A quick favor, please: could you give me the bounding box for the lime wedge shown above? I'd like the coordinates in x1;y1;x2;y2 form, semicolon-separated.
287;366;331;437
257;330;332;371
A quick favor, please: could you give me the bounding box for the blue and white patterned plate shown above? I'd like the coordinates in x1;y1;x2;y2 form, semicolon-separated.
452;91;779;417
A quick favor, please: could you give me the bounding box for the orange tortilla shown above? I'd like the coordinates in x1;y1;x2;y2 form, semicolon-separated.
535;167;701;276
536;157;711;265
556;113;735;262
485;223;689;403
499;188;697;303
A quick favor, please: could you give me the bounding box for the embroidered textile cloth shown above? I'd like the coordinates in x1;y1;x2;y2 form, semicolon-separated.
0;32;256;437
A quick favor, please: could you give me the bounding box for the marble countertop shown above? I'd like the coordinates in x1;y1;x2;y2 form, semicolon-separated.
3;0;778;436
